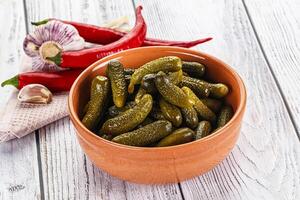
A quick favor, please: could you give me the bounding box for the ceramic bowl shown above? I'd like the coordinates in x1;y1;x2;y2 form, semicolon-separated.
68;46;246;184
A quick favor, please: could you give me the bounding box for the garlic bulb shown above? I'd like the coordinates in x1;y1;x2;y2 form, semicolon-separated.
23;20;85;71
18;84;52;104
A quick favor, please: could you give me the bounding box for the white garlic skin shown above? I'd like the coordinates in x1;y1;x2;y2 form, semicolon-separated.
18;84;52;104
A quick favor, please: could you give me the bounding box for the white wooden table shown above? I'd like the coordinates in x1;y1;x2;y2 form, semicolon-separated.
1;0;300;199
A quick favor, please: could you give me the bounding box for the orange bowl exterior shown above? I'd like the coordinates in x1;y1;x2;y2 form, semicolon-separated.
68;47;246;184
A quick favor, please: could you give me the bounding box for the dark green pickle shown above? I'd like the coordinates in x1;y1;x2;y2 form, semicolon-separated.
159;98;182;127
106;60;127;107
167;70;183;85
200;98;223;113
156;128;195;147
217;105;233;128
141;73;157;94
82;76;110;130
128;56;182;93
150;106;166;120
101;94;153;136
137;117;154;128
182;87;216;123
108;101;136;117
195;121;212;140
182;61;205;78
155;72;193;108
135;87;147;103
197;79;229;98
124;68;135;75
180;76;210;97
112;120;173;146
181;106;199;129
101;134;113;140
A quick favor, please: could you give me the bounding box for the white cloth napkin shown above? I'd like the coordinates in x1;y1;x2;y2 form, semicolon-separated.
0;92;68;142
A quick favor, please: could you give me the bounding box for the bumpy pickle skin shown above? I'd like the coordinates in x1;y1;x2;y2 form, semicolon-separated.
150;106;166;120
155;72;193;108
100;94;153;136
108;101;136;117
182;61;205;78
141;74;157;94
124;68;135;75
195;121;212;140
182;87;216;123
106;60;127;107
141;70;183;94
217;105;234;128
82;76;110;130
196;79;229;99
180;76;210;97
200;98;223;113
167;70;183;85
181;106;199;129
112;120;173;147
159;98;182;127
135;87;147;103
128;56;182;93
156;128;195;147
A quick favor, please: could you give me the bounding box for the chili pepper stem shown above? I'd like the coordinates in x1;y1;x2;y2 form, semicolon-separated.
1;75;19;88
31;19;50;26
39;41;62;65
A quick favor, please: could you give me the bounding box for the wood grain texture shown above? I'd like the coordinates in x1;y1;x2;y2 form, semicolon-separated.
243;0;300;133
24;0;183;199
0;0;41;200
134;0;300;199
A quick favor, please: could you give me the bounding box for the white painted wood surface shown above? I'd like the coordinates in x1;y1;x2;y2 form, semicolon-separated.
134;0;300;199
0;0;41;199
0;0;299;199
243;0;300;132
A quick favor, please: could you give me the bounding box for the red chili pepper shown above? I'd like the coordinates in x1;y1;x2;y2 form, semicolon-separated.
46;6;146;68
1;70;83;92
32;17;212;48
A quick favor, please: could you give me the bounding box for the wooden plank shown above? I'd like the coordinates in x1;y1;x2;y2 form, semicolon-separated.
0;0;41;199
24;0;183;199
134;0;300;199
243;0;300;132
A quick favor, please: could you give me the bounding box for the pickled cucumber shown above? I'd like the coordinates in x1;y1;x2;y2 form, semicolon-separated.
155;72;193;108
124;68;135;75
181;106;199;129
167;70;183;85
135;87;147;103
156;128;195;147
82;76;110;130
141;70;183;94
180;76;210;97
128;56;182;93
159;98;182;127
108;101;136;117
200;98;222;113
197;79;229;98
106;60;127;107
182;61;205;78
112;120;173;146
195;121;212;140
150;106;166;120
217;105;233;128
137;117;154;128
182;87;216;122
141;74;157;94
101;94;153;136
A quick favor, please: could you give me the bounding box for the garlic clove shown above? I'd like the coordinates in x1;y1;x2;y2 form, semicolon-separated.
18;84;52;104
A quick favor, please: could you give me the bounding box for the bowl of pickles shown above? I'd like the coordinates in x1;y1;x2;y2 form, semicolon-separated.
69;46;246;184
